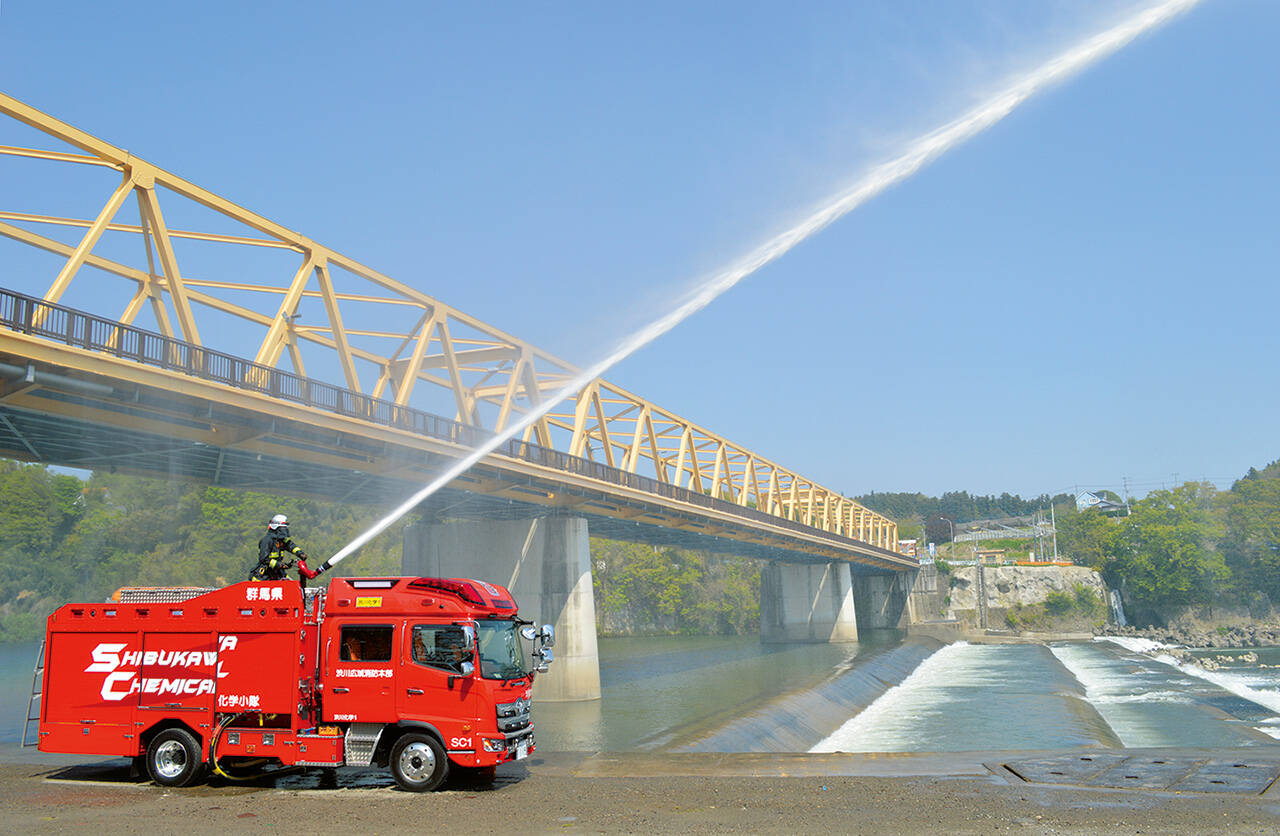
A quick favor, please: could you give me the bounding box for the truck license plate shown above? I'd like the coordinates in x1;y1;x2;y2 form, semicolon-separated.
515;741;528;760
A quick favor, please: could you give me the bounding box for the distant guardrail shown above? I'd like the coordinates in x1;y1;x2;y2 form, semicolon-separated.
953;525;1053;543
945;559;1075;567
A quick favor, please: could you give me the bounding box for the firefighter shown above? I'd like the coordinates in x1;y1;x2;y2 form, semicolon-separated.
250;514;319;582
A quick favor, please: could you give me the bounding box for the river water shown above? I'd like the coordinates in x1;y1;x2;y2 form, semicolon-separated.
4;634;1279;759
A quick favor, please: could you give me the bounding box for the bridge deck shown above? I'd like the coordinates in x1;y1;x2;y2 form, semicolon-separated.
0;288;914;571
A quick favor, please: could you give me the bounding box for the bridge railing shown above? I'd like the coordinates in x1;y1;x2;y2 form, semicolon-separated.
0;287;909;563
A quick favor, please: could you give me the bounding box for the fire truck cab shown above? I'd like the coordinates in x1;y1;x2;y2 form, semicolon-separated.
30;575;554;792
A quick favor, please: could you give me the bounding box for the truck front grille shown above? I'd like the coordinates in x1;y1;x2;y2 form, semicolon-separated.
496;698;531;733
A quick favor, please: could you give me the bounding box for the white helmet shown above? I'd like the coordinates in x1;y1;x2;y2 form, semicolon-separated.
268;514;289;537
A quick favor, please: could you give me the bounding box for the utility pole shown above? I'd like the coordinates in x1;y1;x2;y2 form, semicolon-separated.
1050;502;1059;561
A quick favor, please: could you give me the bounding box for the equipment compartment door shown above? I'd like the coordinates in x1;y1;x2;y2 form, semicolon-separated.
215;632;296;714
137;632;216;712
42;631;138;755
323;622;397;723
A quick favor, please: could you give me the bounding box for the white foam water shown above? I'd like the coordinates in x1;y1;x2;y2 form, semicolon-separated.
810;642;1120;752
1099;636;1173;654
1096;636;1280;743
1049;642;1188;747
321;0;1202;571
1101;636;1280;715
810;642;971;753
1054;644;1189;706
1055;640;1280;748
1152;653;1280;716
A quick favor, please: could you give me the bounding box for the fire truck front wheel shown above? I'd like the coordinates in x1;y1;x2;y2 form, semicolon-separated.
145;728;207;788
389;732;448;792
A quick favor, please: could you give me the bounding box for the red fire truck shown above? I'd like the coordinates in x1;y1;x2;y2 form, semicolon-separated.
27;575;555;791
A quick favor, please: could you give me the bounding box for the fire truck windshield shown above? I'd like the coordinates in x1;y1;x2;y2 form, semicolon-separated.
475;619;528;680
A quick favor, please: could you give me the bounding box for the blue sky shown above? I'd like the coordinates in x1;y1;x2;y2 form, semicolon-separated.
1;0;1276;500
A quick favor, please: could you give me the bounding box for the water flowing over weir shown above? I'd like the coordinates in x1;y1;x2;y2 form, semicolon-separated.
1101;637;1280;718
1050;641;1280;748
320;0;1201;571
811;643;1122;753
650;638;944;753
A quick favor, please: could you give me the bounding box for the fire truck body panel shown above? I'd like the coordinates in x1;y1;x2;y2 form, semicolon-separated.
36;576;544;788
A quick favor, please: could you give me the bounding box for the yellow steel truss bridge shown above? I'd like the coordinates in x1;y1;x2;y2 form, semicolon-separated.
0;92;911;571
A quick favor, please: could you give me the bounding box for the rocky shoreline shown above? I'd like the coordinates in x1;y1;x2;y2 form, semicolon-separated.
1100;622;1280;649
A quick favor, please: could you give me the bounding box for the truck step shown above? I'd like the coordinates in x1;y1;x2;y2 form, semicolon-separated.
343;723;384;766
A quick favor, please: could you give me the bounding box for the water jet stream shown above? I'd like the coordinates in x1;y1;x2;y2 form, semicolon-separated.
319;0;1200;573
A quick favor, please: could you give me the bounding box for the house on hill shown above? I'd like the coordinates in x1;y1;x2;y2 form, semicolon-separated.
1076;491;1128;515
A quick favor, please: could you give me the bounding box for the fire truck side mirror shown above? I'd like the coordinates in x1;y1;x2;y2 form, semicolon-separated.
460;624;476;646
447;659;475;690
519;625;537;641
538;624;555;647
532;644;553;674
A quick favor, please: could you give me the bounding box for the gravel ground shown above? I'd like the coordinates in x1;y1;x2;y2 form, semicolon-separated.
2;754;1279;835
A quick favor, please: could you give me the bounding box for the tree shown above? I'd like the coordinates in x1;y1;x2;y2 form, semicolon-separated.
0;461;410;640
1222;471;1280;603
925;515;956;544
1108;483;1227;608
591;539;759;635
1054;506;1121;570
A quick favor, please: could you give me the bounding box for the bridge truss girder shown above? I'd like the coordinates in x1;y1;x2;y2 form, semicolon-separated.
0;91;899;552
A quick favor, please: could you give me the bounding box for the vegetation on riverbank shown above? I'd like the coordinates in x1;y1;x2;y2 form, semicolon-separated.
0;460;758;642
0;461;408;642
1052;475;1274;623
592;540;760;636
894;459;1280;627
2;453;1277;640
1002;584;1107;632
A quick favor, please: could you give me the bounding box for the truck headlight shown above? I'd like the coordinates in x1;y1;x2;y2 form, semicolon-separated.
482;738;507;752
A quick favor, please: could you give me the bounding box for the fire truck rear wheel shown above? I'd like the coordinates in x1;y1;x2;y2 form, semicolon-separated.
389;732;448;792
146;728;207;788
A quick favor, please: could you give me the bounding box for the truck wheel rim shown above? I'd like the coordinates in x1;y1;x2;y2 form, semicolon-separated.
154;740;187;779
398;742;435;783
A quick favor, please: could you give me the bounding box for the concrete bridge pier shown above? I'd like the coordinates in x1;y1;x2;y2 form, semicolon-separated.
402;517;601;702
759;561;859;643
851;570;917;631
